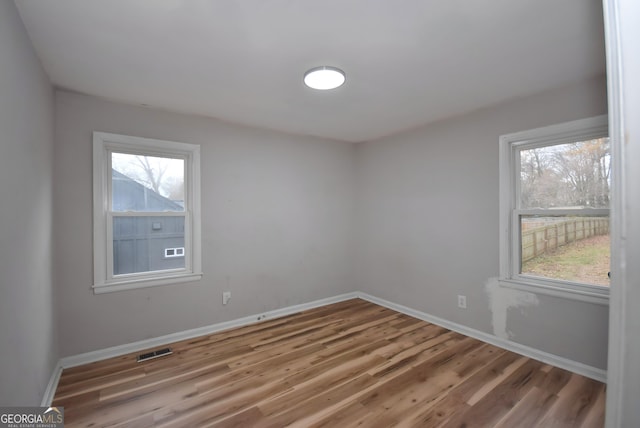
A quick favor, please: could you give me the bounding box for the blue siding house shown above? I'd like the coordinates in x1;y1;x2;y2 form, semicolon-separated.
112;170;185;275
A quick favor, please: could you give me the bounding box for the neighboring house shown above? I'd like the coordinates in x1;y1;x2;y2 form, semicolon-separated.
112;170;185;275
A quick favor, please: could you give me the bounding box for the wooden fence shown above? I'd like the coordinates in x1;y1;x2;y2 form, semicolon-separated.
521;217;609;263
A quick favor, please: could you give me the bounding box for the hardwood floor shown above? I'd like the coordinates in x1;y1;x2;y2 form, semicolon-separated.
52;299;606;427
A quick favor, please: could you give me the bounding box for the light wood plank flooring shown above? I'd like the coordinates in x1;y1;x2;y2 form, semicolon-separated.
53;299;605;427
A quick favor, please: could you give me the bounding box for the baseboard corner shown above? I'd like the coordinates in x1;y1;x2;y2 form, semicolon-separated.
41;362;63;406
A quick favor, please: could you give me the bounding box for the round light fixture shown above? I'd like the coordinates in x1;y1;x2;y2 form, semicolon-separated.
303;66;346;90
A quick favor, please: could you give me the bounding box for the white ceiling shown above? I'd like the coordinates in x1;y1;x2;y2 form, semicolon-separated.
15;0;605;143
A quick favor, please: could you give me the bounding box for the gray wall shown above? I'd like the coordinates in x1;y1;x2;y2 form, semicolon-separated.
56;77;611;369
54;91;355;356
355;75;609;369
0;0;56;405
0;0;622;405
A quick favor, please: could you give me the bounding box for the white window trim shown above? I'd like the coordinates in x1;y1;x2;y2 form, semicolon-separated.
93;132;202;294
498;115;609;305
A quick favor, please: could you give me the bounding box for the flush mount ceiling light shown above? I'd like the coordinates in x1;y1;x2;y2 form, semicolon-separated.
303;66;346;90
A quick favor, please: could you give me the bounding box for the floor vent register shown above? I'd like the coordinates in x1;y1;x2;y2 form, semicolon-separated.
137;347;173;362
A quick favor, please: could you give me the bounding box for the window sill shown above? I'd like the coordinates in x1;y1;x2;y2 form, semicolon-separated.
498;278;609;305
93;272;203;294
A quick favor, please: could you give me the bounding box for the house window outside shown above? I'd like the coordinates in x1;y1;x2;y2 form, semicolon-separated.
93;132;201;293
164;247;185;258
499;116;609;302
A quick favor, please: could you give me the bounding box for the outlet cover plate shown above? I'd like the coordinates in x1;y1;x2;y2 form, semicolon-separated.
457;295;467;309
222;291;231;305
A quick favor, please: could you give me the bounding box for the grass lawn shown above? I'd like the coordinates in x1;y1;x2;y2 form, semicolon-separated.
522;234;610;286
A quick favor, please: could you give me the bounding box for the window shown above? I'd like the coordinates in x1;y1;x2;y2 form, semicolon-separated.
164;247;185;258
93;132;201;293
499;116;609;302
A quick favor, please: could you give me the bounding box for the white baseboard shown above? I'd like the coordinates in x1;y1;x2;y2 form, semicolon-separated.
42;292;358;404
59;292;359;369
355;292;607;383
41;364;63;406
43;289;605;405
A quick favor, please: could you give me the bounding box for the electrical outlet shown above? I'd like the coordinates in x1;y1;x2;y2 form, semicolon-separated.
222;291;231;305
457;295;467;309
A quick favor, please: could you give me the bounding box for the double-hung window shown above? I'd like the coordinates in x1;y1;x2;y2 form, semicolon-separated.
499;116;609;303
93;132;202;294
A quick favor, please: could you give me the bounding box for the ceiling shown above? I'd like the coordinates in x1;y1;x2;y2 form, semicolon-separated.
15;0;606;143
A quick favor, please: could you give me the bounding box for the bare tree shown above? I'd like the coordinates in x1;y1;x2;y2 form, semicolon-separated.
111;153;183;200
553;138;610;207
520;138;610;209
135;155;168;195
520;148;559;208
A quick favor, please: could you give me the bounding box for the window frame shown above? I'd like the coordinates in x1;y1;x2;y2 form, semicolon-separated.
93;132;202;294
498;115;609;304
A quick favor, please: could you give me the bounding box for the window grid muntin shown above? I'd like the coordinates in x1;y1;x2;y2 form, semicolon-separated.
106;147;191;280
93;131;201;293
512;136;610;286
499;116;609;300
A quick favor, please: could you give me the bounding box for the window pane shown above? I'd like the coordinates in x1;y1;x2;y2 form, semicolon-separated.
520;215;609;286
113;216;185;275
519;137;610;209
111;152;184;212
